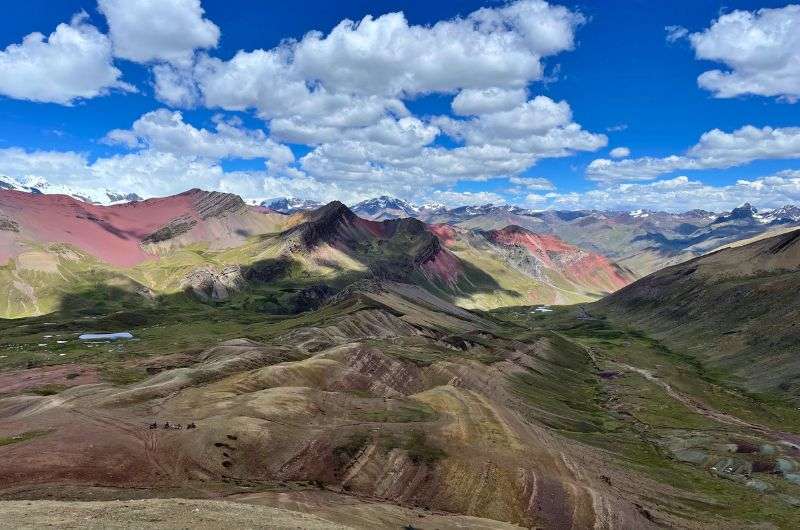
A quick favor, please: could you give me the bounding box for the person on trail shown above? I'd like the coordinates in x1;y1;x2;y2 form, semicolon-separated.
163;422;170;429
187;422;196;429
149;422;158;429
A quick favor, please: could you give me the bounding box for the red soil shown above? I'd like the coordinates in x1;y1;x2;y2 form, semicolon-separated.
0;189;227;267
421;247;462;286
427;224;458;247
488;226;632;291
0;364;99;395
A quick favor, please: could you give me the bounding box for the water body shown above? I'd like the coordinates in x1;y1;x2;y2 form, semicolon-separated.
78;332;134;341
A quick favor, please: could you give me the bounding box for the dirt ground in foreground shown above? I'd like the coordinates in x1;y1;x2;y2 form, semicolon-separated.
0;495;524;529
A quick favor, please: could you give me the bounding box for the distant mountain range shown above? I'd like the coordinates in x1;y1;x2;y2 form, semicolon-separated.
5;178;800;278
267;195;800;276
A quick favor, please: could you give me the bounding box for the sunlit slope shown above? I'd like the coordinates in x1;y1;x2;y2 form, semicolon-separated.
598;228;800;397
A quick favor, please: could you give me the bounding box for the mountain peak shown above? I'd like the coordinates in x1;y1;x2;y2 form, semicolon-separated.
261;197;322;213
351;195;419;220
0;175;140;205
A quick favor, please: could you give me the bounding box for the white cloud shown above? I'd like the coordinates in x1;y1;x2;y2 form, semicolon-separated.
90;150;227;196
152;63;200;107
609;146;630;159
687;5;800;101
103;109;294;165
551;172;800;212
0;146;232;198
0;147;88;182
291;1;583;97
452;88;528;116
98;0;220;66
665;25;688;43
0;12;133;105
191;50;410;139
429;190;507;207
508;176;555;190
587;125;800;182
0;1;610;207
134;0;602;196
271;115;438;147
436;95;607;157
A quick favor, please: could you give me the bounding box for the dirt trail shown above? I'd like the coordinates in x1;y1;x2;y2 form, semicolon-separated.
590;348;800;448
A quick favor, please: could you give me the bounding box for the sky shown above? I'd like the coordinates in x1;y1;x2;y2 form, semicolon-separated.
1;0;800;211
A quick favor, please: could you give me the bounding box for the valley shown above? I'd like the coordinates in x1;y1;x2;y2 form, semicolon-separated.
1;189;800;528
2;280;800;528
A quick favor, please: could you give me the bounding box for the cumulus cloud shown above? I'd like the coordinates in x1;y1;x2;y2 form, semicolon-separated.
102;109;294;166
127;0;604;197
0;147;236;198
291;1;583;97
435;95;607;158
587;125;800;182
98;0;220;66
0;1;611;206
452;87;529;116
609;146;630;158
0;12;133;105
687;5;800;101
152;63;200;107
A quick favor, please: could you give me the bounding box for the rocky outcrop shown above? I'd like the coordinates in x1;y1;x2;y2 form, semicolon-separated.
143;191;246;244
295;201;360;249
180;265;245;302
142;218;196;244
0;215;19;232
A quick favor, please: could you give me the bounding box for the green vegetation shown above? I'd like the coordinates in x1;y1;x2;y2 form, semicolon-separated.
380;429;446;464
491;305;800;526
0;430;49;446
100;365;148;386
356;400;437;423
29;384;68;396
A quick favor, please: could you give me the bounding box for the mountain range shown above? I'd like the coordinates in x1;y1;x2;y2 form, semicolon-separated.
7;177;799;279
269;194;800;276
0;187;634;318
3;185;800;528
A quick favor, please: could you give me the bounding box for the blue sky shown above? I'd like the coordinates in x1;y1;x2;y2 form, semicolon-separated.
0;0;799;211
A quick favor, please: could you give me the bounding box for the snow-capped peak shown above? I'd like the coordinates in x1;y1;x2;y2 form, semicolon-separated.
351;195;419;219
629;209;650;218
0;175;141;205
260;197;322;213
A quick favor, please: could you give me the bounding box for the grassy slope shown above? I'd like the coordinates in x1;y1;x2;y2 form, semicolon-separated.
2;284;800;526
492;306;800;526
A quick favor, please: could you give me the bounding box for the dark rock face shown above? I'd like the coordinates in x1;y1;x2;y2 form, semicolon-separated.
244;259;292;283
292;284;334;312
0;215;19;232
413;236;443;267
142;218;197;244
300;201;359;249
193;191;246;220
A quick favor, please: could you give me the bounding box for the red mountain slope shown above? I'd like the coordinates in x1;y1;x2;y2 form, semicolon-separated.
485;225;635;293
0;189;291;267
